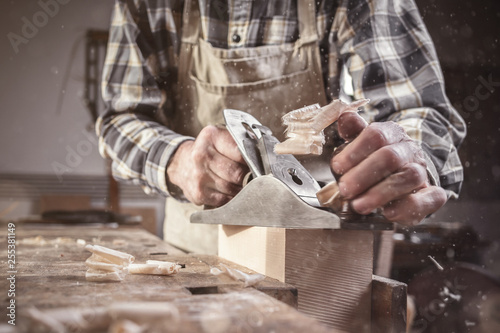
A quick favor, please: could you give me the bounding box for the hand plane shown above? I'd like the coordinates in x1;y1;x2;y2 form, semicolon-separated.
190;109;391;230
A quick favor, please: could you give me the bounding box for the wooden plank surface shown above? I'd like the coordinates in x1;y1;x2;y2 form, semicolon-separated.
0;223;334;332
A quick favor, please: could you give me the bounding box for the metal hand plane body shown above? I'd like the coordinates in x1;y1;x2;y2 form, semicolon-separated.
223;109;321;208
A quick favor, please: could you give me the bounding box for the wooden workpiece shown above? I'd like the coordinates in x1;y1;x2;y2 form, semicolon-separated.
219;226;374;332
0;224;334;332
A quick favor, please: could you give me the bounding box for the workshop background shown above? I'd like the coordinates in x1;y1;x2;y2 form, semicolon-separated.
0;0;499;330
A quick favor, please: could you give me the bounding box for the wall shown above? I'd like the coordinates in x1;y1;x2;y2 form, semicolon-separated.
0;0;165;235
0;0;113;175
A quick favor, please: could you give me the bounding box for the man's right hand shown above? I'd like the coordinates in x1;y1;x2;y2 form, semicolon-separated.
166;125;249;207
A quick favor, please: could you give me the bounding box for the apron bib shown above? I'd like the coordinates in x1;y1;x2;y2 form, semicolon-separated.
165;0;328;254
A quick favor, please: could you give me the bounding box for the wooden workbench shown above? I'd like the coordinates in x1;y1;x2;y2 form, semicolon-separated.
0;223;335;332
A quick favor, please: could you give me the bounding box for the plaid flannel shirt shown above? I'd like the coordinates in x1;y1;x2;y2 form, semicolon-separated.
97;0;466;199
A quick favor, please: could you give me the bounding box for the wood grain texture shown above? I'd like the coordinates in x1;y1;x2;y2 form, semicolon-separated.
18;289;336;333
0;224;336;332
373;230;395;278
219;226;374;332
371;275;407;333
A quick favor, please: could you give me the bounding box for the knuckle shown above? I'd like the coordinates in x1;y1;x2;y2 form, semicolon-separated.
433;187;448;207
190;191;204;206
404;164;427;187
201;125;218;137
366;124;389;148
380;145;403;170
232;167;246;185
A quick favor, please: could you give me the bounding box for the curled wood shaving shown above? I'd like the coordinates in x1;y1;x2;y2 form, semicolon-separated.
275;98;370;155
84;246;181;282
85;244;135;266
85;254;125;273
85;269;126;282
210;263;265;287
316;180;343;211
128;262;181;276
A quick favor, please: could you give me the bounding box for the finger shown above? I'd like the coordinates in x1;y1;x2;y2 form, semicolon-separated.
338;141;416;199
201;188;233;207
382;186;447;226
207;145;247;185
185;172;236;207
206;168;243;197
331;121;407;175
336;111;368;141
350;163;428;214
210;126;247;165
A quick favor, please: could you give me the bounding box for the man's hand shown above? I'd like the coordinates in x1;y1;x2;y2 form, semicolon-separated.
167;125;249;207
330;112;447;226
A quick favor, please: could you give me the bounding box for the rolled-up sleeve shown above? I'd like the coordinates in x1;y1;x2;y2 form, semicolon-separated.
97;0;193;197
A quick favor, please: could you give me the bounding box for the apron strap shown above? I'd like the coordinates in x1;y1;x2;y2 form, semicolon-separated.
297;0;319;46
181;0;200;44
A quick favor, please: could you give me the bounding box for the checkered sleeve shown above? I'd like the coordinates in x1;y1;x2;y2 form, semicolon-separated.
97;0;193;197
333;0;466;198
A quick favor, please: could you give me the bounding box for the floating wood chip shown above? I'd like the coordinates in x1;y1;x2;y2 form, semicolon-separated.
275;99;370;155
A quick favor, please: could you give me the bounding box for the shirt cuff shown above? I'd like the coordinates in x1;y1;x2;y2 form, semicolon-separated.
422;150;440;187
144;135;194;200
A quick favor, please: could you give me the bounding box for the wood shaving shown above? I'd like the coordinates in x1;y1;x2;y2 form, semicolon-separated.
275;98;370;155
210;263;265;287
316;180;343;211
84;246;181;282
85;244;135;266
128;262;181;276
85;269;125;282
85;254;126;273
84;245;134;282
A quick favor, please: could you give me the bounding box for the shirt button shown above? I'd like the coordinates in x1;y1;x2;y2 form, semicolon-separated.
232;34;241;43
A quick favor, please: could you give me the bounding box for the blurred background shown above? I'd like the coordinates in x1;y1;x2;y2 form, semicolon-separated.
0;1;165;235
0;1;499;331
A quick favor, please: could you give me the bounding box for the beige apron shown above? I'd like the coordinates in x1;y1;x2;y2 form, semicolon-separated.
164;0;328;254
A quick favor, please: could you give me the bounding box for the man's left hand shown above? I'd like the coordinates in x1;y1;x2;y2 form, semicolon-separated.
330;112;447;226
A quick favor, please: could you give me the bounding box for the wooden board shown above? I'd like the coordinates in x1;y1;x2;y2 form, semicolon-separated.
371;275;408;333
219;226;374;332
0;224;334;332
18;288;335;333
